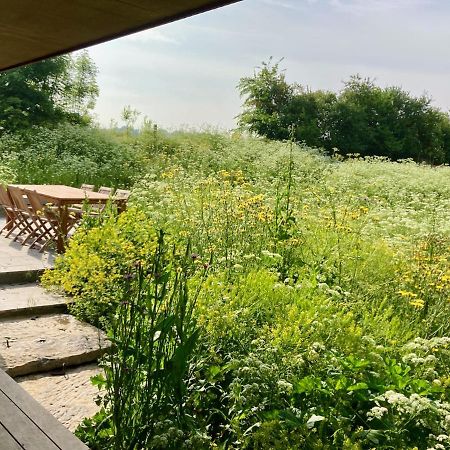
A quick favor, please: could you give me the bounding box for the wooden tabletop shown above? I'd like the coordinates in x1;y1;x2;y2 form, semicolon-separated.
0;369;88;449
12;185;110;205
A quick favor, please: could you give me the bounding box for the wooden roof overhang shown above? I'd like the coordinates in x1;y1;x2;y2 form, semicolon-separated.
0;0;240;72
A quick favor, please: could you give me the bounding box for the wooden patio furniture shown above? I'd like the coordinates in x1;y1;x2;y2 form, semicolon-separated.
0;185;20;237
113;189;130;212
5;186;39;245
97;186;114;196
114;189;131;200
9;185;111;253
25;190;76;253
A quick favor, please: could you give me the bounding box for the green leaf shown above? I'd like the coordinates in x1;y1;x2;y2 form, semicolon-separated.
207;365;222;379
348;382;368;392
294;376;321;394
90;373;106;388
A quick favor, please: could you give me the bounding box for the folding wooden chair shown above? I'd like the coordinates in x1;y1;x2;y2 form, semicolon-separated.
114;189;131;200
98;186;114;196
72;184;95;210
7;186;41;245
0;186;12;230
0;185;21;237
26;190;80;252
25;190;60;252
84;186;114;214
113;189;130;213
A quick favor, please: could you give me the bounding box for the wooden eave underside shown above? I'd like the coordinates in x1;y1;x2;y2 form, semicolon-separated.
0;0;239;71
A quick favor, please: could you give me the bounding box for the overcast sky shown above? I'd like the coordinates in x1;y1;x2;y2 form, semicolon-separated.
89;0;450;131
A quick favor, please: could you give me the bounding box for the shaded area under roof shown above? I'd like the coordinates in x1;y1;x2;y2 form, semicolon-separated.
0;0;239;71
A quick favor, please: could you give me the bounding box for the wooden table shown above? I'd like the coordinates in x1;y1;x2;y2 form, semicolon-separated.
12;185;111;253
0;369;88;449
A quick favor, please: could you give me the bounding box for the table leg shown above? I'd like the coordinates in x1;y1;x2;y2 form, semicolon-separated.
57;205;69;253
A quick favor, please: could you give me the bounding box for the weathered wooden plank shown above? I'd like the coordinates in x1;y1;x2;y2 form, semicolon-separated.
0;370;88;450
0;422;23;450
0;390;58;450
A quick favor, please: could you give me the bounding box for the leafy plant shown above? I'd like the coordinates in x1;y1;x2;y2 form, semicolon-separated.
76;232;210;449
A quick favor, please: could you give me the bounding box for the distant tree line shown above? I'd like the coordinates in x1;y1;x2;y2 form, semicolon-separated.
238;60;450;164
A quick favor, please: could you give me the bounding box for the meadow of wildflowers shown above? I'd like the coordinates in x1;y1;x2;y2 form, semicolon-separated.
43;133;450;449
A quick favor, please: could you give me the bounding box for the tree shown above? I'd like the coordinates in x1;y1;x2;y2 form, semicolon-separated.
326;76;448;163
62;50;99;118
121;105;141;136
238;59;294;140
238;61;450;164
283;89;336;148
0;51;98;133
238;60;336;146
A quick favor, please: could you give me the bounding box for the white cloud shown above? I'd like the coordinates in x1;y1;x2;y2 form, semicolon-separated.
261;0;305;10
329;0;435;15
122;29;180;45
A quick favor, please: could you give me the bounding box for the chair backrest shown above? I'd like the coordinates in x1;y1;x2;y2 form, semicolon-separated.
98;186;114;196
81;184;95;192
114;189;131;201
8;186;29;211
26;191;45;214
0;185;14;207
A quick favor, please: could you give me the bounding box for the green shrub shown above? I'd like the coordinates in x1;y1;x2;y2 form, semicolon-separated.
0;123;141;187
0;152;16;185
42;207;159;327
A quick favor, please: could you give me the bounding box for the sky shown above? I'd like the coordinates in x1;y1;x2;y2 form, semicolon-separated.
89;0;450;131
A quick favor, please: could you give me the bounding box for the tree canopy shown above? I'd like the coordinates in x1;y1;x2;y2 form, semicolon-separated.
0;51;98;134
238;61;450;164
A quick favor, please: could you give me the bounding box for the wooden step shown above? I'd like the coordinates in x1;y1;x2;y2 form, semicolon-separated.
0;369;88;449
0;314;109;377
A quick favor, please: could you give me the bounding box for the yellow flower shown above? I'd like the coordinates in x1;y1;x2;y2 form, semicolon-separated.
409;299;425;309
398;290;415;297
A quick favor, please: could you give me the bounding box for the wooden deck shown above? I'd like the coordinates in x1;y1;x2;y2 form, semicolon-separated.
0;369;88;449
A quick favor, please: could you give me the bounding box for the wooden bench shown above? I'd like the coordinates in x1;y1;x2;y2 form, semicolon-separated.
0;369;88;449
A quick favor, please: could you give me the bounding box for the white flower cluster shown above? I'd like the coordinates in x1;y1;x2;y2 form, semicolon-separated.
385;391;450;418
403;337;450;353
276;379;293;394
401;337;450;380
427;435;450;450
261;250;283;260
373;390;450;446
367;406;388;420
